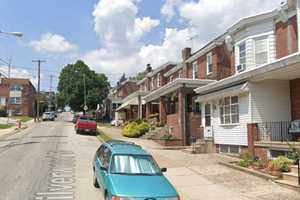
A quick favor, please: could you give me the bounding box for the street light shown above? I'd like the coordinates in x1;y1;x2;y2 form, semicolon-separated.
0;29;23;123
0;30;23;37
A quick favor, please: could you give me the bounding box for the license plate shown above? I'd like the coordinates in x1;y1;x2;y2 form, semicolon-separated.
84;129;90;132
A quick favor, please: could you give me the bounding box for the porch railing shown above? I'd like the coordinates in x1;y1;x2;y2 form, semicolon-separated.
257;121;292;142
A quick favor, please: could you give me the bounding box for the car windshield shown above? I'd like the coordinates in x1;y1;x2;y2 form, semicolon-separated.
79;116;95;122
110;154;161;175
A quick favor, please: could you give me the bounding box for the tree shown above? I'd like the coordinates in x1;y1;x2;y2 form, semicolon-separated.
57;60;110;111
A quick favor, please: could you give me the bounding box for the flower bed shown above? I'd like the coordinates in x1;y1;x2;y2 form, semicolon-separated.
235;151;293;177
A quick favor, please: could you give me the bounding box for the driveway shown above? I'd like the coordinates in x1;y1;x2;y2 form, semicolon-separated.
99;126;300;200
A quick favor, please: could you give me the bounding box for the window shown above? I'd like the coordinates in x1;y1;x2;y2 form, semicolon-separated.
112;103;117;109
0;97;6;106
206;52;213;74
111;155;161;175
157;73;160;87
237;42;246;72
9;97;21;105
10;85;22;91
219;145;240;154
255;37;268;66
205;104;211;127
151;77;154;89
166;95;178;115
169;75;173;82
219;96;239;124
192;62;198;79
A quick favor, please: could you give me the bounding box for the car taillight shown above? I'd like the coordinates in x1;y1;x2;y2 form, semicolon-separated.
111;196;120;200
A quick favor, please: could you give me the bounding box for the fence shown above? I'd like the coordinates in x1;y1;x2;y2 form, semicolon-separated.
257;121;292;142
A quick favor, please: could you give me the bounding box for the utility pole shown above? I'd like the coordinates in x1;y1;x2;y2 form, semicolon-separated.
32;60;46;122
48;75;53;112
83;74;87;114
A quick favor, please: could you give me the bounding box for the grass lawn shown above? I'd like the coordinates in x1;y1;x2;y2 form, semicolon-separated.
97;122;112;127
13;116;33;123
96;129;112;142
0;124;14;129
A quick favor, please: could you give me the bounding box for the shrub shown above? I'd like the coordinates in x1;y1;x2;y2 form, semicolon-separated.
122;121;150;138
239;159;252;168
288;145;300;164
253;159;265;169
241;151;253;161
137;122;150;135
269;156;293;172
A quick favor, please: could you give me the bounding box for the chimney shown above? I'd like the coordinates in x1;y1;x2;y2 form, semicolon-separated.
146;64;152;73
182;47;192;61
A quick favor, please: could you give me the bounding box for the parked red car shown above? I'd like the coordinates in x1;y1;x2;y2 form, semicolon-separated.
75;116;97;134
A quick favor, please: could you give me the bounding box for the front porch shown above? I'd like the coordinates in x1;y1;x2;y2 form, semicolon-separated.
144;78;214;145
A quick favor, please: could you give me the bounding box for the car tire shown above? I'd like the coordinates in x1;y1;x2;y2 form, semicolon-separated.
93;172;99;188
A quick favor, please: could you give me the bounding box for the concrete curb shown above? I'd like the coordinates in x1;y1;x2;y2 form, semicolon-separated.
219;161;279;181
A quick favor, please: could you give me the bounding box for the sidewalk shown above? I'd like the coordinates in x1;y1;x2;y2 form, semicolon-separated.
0;119;35;139
98;126;300;200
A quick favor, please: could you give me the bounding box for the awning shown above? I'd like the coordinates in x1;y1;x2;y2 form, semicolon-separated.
196;82;249;102
144;78;215;102
116;91;147;111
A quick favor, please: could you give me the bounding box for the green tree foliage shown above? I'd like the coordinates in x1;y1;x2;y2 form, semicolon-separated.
57;60;110;111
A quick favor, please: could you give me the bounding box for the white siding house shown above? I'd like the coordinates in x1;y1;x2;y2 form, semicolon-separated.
233;19;276;74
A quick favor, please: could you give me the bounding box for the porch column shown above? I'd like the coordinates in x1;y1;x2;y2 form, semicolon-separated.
247;123;258;157
146;102;151;120
138;95;142;119
159;96;167;124
178;88;187;146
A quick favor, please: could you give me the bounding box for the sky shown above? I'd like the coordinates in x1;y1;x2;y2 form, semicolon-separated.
0;0;283;91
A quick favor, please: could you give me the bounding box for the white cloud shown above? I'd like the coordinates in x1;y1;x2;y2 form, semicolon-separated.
0;65;38;87
85;0;284;85
29;33;77;53
170;0;283;42
161;0;183;21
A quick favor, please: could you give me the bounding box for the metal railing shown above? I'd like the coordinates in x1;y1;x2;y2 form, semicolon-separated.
257;121;292;142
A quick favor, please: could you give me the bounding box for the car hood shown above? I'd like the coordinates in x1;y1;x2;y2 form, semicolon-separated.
108;174;178;198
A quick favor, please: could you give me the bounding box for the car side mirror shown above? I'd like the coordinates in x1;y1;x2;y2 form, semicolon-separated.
100;166;108;171
161;167;167;173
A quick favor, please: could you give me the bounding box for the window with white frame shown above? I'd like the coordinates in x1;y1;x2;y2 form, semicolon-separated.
192;61;198;79
0;97;6;106
157;73;160;87
206;52;213;74
219;96;239;124
10;85;22;91
151;77;154;89
255;37;268;66
237;42;246;72
9;97;21;105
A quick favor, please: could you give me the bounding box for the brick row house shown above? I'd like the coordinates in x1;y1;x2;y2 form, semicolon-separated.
194;0;300;159
0;78;36;116
107;0;300;159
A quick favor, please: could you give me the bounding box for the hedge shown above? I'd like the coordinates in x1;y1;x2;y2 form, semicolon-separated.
123;120;150;138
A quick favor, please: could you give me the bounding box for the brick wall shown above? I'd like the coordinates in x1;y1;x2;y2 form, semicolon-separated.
117;82;138;98
188;113;203;139
167;113;182;139
192;44;234;80
276;15;298;59
290;78;300;120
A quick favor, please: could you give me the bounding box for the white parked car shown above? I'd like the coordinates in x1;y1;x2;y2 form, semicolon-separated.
111;119;124;127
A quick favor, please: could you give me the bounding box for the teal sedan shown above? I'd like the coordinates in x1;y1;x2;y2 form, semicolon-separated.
92;140;180;200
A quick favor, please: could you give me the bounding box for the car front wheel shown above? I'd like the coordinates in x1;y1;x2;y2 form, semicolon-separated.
93;172;99;188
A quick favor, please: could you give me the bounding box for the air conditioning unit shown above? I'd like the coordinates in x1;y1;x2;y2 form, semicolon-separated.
237;64;246;72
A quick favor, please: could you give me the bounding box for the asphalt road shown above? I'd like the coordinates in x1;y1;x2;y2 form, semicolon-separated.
0;113;103;200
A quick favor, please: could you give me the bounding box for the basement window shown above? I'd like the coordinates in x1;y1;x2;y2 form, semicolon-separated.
269;149;289;160
219;145;240;154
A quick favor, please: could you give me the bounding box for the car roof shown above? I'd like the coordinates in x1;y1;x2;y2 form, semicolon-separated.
105;140;149;155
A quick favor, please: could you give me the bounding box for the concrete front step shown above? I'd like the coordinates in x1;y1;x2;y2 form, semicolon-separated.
283;172;299;183
291;165;299;174
275;179;300;192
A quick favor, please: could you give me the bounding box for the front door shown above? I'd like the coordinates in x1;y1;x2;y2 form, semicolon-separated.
204;103;212;138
